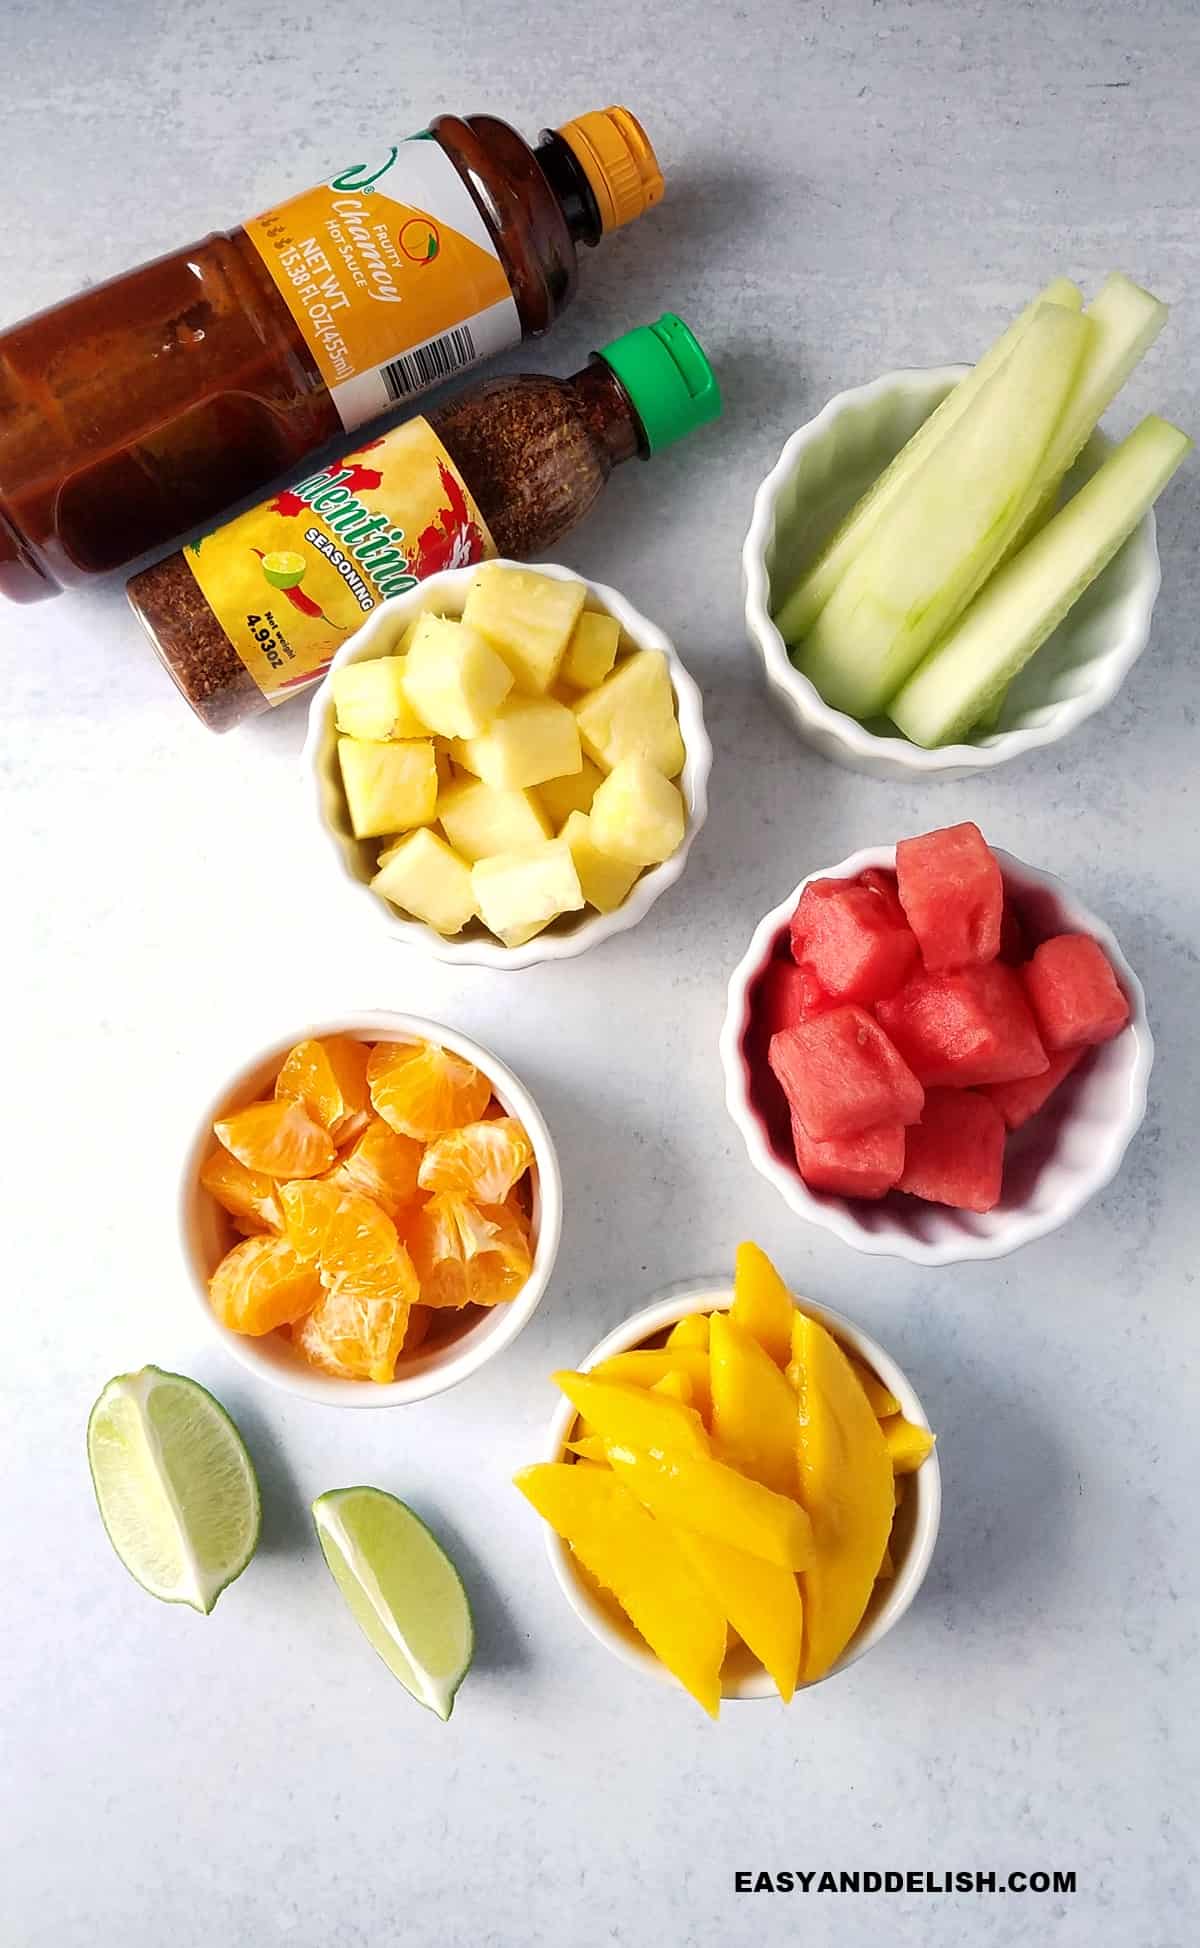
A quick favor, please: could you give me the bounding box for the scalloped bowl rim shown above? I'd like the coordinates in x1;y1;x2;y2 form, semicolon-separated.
180;1011;563;1407
720;846;1154;1266
303;562;712;969
539;1279;942;1700
742;364;1162;774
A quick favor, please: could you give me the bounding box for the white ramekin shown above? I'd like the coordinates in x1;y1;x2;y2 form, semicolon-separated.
721;846;1154;1265
743;366;1162;781
181;1012;562;1406
540;1279;941;1700
303;562;711;968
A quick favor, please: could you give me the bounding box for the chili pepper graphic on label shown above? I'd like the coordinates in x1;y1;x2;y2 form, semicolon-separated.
249;549;337;624
411;460;487;577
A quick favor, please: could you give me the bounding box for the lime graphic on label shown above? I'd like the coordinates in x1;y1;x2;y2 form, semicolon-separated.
261;550;307;590
399;217;440;265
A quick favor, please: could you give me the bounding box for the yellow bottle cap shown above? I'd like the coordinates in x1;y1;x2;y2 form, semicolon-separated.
557;107;664;232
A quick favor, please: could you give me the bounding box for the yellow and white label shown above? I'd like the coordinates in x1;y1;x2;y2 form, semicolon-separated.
245;135;520;428
183;418;496;702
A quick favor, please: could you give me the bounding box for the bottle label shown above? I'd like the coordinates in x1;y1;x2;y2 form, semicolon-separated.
244;135;521;429
182;419;496;702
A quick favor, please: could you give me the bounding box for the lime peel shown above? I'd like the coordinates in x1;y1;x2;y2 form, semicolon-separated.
312;1487;474;1720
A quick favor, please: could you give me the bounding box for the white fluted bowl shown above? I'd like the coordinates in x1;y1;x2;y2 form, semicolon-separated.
540;1280;941;1700
743;367;1162;781
721;846;1153;1265
305;562;711;968
181;1012;562;1406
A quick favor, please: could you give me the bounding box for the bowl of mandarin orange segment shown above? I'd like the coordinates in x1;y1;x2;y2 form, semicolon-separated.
514;1242;940;1714
182;1013;562;1405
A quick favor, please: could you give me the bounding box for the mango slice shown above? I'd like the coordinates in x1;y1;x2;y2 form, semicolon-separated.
791;1311;895;1682
589;1348;712;1422
567;1435;610;1464
606;1443;814;1570
709;1313;798;1495
880;1415;937;1474
676;1532;804;1703
649;1370;694;1404
848;1353;900;1420
666;1312;710;1352
514;1461;726;1716
731;1241;795;1367
555;1371;709;1458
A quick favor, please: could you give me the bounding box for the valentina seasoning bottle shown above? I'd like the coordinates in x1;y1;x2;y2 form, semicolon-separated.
0;107;662;602
129;315;722;729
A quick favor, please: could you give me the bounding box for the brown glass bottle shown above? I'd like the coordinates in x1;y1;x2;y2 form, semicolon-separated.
0;108;662;604
128;314;721;731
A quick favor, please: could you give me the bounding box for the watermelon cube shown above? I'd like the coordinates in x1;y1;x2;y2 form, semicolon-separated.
789;876;918;1005
898;1088;1006;1212
791;1113;906;1199
895;821;1003;970
769;1007;924;1141
1022;934;1130;1051
983;1046;1085;1130
757;959;829;1039
875;963;1048;1087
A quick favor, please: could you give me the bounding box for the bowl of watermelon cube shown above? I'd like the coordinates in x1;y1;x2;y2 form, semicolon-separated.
721;821;1153;1264
306;560;710;968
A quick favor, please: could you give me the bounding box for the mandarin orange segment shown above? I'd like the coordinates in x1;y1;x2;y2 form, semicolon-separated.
408;1192;533;1308
199;1147;283;1233
209;1234;323;1336
417;1116;533;1204
278;1179;346;1260
323;1116;423;1217
367;1040;491;1141
318;1189;402;1291
214;1099;336;1180
275;1035;371;1142
294;1250;418;1382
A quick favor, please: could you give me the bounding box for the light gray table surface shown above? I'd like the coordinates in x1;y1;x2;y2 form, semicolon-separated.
4;2;1198;1943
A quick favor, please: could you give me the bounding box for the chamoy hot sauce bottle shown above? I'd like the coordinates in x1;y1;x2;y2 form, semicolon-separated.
0;108;662;603
128;314;721;730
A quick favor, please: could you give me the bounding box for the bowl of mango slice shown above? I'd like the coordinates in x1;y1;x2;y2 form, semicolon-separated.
516;1243;940;1713
306;560;712;968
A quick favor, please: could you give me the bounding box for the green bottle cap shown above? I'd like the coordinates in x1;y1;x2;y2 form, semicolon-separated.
597;312;722;454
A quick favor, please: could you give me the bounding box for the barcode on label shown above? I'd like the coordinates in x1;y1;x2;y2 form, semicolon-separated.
380;324;479;401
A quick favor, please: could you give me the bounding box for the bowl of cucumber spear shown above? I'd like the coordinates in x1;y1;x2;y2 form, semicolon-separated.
744;274;1191;780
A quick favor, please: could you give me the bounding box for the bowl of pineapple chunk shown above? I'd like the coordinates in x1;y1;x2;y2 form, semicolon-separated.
306;561;711;966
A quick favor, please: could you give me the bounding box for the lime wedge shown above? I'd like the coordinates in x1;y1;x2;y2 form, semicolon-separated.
87;1367;261;1614
312;1487;474;1719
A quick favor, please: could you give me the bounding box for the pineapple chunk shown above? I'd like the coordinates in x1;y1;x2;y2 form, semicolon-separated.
458;697;582;791
562;811;642;913
537;757;605;829
561;610;621;690
472;839;585;947
332;657;428;740
462;565;587;695
338;737;437;839
438;775;551;863
371;828;477;935
589;756;685;866
573;649;685;777
400;613;512;739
